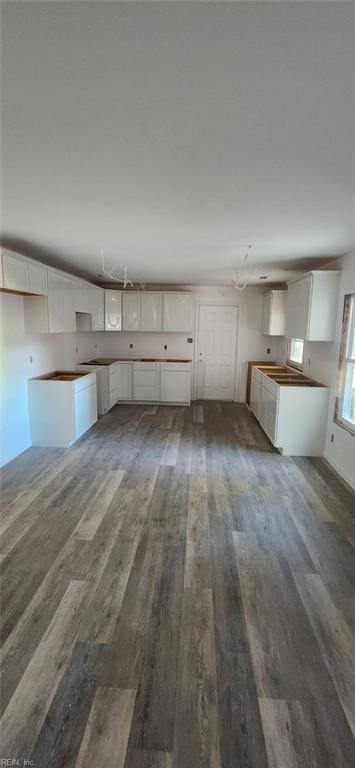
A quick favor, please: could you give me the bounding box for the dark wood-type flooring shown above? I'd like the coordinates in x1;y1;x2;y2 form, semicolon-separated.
0;401;354;767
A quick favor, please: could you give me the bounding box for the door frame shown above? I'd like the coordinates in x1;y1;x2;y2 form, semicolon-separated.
193;301;239;401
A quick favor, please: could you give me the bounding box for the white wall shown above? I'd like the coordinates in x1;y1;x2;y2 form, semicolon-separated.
0;293;103;467
319;253;355;489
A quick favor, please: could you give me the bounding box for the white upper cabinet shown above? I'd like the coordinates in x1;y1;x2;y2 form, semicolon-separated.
105;290;122;331
75;281;92;313
141;292;163;332
2;252;29;292
62;277;76;332
286;271;339;341
122;292;140;331
262;290;286;336
163;293;194;332
29;262;48;295
48;272;65;333
92;288;105;331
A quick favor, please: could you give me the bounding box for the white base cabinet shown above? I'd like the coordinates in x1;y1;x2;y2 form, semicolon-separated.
117;363;132;400
133;362;160;401
251;366;329;456
28;371;97;448
250;369;262;420
160;362;191;403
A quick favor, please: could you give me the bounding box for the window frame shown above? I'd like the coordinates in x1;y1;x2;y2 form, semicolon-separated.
286;337;304;371
334;294;355;436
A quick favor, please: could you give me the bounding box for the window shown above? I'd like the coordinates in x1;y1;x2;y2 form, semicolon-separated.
287;338;304;369
335;294;355;434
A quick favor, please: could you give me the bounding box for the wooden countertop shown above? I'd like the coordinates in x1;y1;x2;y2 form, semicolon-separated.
82;358;192;365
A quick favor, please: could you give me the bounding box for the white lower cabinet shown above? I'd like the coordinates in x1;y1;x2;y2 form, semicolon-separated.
109;363;120;408
252;367;329;456
117;363;132;400
160;362;191;403
259;384;278;444
28;371;97;448
250;372;261;419
133;362;160;401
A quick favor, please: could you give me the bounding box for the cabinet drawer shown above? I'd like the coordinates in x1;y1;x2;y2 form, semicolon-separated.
161;362;192;372
261;374;279;398
251;367;262;383
73;372;96;394
133;362;159;371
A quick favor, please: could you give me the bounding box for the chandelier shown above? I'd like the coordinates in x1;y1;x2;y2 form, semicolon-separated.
98;246;145;290
230;245;256;290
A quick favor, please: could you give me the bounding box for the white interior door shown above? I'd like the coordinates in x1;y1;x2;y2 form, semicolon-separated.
197;305;238;400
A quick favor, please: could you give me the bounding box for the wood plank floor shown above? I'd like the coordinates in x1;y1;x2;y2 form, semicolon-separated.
0;401;354;767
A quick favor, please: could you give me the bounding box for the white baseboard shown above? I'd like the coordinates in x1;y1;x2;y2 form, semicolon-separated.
322;454;355;492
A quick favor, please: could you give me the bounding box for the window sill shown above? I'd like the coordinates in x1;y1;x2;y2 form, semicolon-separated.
286;361;304;372
334;418;355;437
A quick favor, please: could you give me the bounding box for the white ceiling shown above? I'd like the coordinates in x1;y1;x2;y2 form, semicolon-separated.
1;1;354;286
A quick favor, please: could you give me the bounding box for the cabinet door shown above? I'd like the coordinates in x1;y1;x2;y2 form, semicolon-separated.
285;283;296;338
293;277;311;340
163;293;194;332
105;290;122;330
161;371;191;402
122;292;140;331
48;272;64;332
259;386;268;431
250;375;261;419
63;277;76;332
262;293;272;334
75;384;97;439
75;282;92;313
266;393;278;443
141;293;163;331
92;289;105;330
2;252;29;292
29;263;48;295
118;364;132;399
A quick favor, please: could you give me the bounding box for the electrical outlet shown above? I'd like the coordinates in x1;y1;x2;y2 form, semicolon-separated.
330;433;335;443
94;343;98;350
308;358;311;365
130;343;133;349
29;356;33;364
267;348;270;354
164;344;167;350
75;347;78;354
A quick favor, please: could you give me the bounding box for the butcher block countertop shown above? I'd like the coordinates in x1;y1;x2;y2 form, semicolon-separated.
82;357;192;365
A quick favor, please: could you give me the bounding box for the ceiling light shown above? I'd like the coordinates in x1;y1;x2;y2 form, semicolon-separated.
98;246;145;289
230;245;257;290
